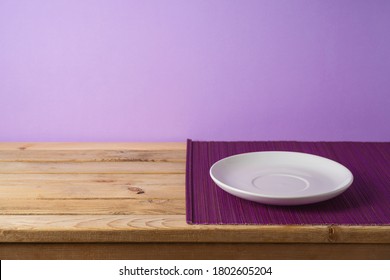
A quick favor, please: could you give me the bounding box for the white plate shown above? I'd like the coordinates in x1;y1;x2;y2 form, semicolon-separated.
209;151;353;206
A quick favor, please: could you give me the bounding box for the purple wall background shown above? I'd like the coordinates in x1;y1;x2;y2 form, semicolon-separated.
1;0;389;142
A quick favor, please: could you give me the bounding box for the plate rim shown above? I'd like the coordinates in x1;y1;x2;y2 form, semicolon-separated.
209;151;354;201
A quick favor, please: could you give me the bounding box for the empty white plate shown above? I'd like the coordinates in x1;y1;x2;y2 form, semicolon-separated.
209;151;353;206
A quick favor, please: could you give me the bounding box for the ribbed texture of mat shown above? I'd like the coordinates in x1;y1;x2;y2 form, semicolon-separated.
186;140;390;225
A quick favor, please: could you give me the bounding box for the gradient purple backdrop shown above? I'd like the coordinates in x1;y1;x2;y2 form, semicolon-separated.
1;0;389;142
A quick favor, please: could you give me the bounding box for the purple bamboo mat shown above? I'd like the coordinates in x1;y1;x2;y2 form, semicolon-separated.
186;140;390;225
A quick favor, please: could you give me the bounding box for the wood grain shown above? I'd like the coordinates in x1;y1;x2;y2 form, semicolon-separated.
0;199;185;215
0;150;186;162
0;215;389;244
0;174;185;199
0;173;185;185
0;142;389;260
0;161;185;174
0;215;330;243
1;243;389;260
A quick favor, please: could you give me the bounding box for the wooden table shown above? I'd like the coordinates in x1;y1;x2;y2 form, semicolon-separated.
0;143;389;259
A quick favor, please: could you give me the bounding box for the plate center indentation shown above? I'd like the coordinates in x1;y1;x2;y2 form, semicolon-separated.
251;173;309;195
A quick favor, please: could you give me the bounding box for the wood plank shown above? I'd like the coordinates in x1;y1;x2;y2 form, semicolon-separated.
0;215;389;243
0;174;185;199
0;142;186;151
0;199;185;215
0;173;185;184
0;150;186;162
0;141;388;254
0;161;185;174
332;226;390;243
0;215;329;243
0;184;184;199
1;243;389;259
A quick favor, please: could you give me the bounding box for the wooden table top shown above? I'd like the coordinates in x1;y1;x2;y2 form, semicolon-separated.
0;142;389;245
